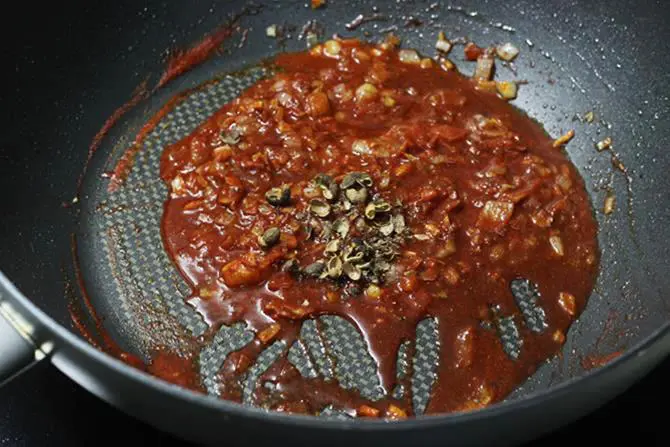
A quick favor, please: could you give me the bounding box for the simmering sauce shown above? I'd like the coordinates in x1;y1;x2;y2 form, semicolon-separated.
159;38;599;417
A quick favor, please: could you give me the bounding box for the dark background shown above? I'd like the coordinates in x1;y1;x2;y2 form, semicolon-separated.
0;358;667;445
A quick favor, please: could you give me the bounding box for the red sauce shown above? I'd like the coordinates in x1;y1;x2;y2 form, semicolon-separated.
146;350;203;392
158;39;599;416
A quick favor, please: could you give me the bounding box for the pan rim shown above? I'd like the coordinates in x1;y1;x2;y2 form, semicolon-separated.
2;271;669;430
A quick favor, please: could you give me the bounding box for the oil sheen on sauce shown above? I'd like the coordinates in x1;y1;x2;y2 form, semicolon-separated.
158;39;599;418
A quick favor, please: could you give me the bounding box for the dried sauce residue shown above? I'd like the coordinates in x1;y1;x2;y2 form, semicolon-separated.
68;233;205;391
581;351;622;371
68;234;144;368
156;25;238;89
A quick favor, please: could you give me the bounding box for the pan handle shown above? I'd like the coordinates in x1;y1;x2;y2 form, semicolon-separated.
0;300;46;386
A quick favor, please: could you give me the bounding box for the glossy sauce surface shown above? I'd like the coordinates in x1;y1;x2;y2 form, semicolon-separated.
159;39;598;418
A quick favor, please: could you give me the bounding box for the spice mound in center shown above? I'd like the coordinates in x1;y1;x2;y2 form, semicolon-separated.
266;171;409;298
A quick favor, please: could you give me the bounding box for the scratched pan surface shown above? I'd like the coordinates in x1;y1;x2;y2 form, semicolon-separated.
1;0;669;445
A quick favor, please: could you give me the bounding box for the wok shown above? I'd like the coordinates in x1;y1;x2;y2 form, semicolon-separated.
1;0;669;445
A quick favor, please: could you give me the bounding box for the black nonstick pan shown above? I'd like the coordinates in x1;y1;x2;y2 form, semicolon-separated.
1;0;669;446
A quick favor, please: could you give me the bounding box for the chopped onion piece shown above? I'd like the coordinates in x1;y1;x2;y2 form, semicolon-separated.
474;55;494;81
556;173;572;192
380;33;401;51
266;25;278;38
272;79;287;92
476;80;498;94
558;292;576;316
420;58;433;69
596;136;612;151
332;83;353;102
479;200;515;229
549;235;564;256
305;32;319;48
440;58;455;71
496;81;518;99
436;40;452;53
436;32;453;54
496;42;519;61
355;83;379;102
352;48;370;63
584;111;595;123
258;323;281;344
171;175;185;194
357;405;380;418
386;404;407;420
552;130;575;148
277;92;295;108
398;49;421;64
324;40;342;57
382;93;396;107
552;330;566;344
604;192;616;215
352;139;372;155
